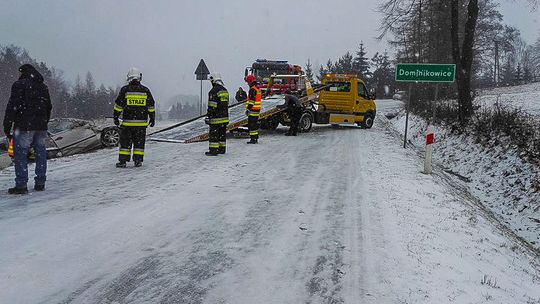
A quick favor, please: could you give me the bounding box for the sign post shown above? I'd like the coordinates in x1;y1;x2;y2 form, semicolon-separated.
395;63;455;173
424;126;435;174
194;59;210;116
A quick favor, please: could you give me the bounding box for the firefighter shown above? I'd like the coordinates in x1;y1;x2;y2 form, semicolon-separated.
279;93;304;136
205;73;229;156
244;74;261;144
113;67;156;168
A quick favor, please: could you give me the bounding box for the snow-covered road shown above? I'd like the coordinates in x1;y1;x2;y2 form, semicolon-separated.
1;103;539;303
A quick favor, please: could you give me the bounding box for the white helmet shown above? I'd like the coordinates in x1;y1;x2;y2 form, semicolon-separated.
126;67;142;82
209;73;224;85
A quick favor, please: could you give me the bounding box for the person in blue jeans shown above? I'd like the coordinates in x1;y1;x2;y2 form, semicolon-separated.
3;64;52;195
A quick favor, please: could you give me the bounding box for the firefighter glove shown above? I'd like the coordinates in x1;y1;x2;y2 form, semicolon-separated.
149;118;155;127
245;110;249;116
204;118;210;125
113;117;120;126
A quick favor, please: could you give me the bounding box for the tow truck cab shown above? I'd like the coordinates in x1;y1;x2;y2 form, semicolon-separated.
315;74;376;128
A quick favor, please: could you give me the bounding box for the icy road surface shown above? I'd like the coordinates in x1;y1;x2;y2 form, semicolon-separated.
0;102;539;303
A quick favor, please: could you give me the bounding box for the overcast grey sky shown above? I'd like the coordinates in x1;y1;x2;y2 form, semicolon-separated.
1;0;538;104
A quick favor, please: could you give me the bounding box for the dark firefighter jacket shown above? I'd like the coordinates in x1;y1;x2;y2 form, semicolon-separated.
207;84;229;124
3;65;52;132
113;80;156;127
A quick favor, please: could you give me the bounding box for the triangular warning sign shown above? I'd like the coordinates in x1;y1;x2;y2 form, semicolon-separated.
195;59;210;80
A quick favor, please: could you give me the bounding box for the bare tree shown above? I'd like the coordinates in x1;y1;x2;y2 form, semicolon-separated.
451;0;479;123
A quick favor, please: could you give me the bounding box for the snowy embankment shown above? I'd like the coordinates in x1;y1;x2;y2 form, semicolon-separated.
387;87;540;249
0;105;539;303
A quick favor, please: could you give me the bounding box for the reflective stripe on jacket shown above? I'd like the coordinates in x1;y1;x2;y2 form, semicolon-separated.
113;81;156;127
246;84;262;112
207;84;229;125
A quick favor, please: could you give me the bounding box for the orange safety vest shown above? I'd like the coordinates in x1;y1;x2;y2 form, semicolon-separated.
246;85;262;112
7;138;14;157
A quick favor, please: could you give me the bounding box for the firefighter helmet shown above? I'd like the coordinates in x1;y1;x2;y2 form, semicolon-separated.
209;73;224;85
126;67;142;82
244;74;256;84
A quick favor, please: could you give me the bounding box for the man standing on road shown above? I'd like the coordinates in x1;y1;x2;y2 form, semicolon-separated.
244;74;261;144
113;67;156;168
205;74;229;156
235;87;247;103
279;93;304;136
3;64;52;194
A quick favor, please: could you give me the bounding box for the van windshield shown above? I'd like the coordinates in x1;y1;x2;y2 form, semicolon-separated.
325;82;351;92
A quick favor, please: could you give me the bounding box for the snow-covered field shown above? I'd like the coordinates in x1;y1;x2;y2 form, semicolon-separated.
477;82;540;117
1;103;539;303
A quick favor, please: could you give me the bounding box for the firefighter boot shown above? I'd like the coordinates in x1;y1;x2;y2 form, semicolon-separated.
134;161;142;167
116;161;127;168
247;138;258;144
205;151;219;156
8;187;28;195
218;147;226;154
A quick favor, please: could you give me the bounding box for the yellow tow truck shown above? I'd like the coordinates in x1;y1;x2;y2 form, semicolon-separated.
314;73;376;128
259;73;376;132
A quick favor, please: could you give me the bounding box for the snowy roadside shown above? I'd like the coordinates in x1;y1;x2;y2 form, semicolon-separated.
0;106;539;303
387;108;540;249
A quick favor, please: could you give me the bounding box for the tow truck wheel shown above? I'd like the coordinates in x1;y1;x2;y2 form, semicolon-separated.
299;112;313;133
360;114;374;129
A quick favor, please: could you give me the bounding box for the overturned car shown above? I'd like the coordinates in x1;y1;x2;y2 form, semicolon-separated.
0;118;120;159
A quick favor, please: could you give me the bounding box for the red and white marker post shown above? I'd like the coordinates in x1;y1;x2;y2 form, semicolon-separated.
424;126;435;174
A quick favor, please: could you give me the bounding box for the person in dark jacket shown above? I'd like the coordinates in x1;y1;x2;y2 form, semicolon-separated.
113;67;156;168
3;64;52;194
279;93;304;136
235;87;247;103
205;73;229;156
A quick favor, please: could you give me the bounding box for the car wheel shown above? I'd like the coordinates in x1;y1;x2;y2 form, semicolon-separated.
360;114;374;129
299;112;313;133
101;127;120;147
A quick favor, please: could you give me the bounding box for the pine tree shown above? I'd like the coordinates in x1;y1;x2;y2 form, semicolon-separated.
336;52;354;74
370;51;395;98
317;65;325;82
305;59;314;83
325;59;334;73
353;42;371;81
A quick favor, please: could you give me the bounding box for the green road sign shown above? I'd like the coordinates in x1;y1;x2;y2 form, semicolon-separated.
395;63;456;83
